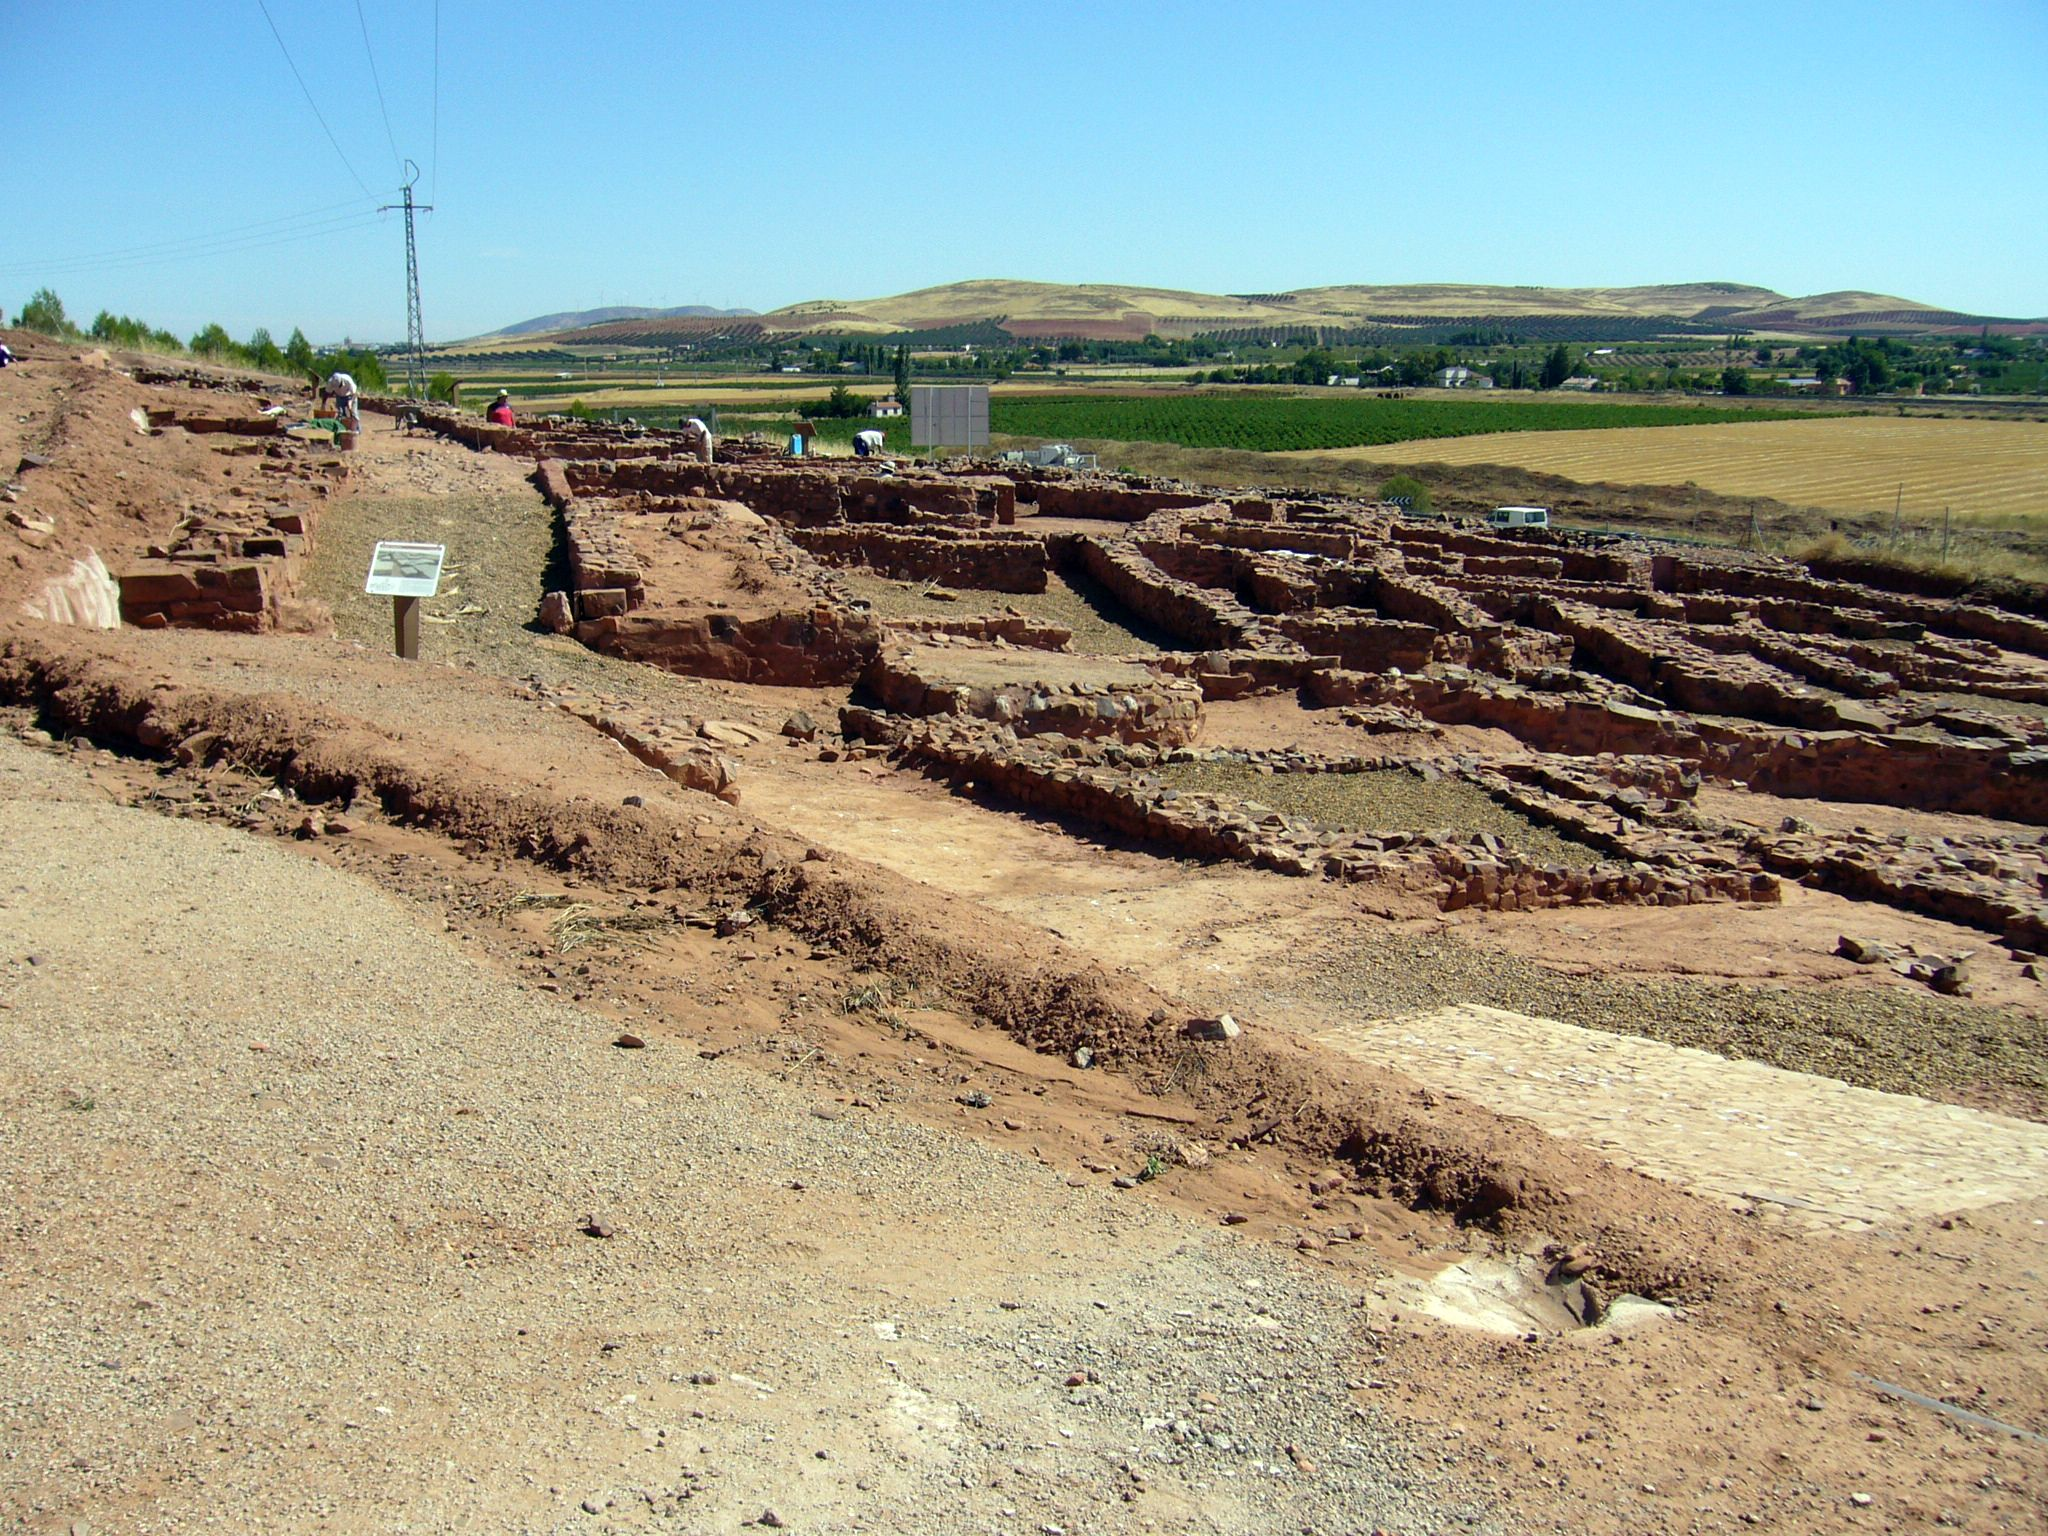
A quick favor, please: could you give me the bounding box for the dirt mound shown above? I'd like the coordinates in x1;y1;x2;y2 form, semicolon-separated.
0;335;306;610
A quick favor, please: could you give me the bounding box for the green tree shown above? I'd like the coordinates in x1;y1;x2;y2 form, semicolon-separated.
822;382;869;419
1720;366;1752;395
1841;342;1891;394
1538;344;1576;389
89;310;155;348
284;328;315;376
16;288;74;336
246;327;285;371
189;323;238;360
892;344;911;403
1289;347;1336;385
1378;474;1433;516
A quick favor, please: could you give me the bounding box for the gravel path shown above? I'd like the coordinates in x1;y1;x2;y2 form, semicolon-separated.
0;729;1490;1534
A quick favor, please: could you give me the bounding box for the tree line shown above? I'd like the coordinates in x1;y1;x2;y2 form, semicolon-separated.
8;286;386;391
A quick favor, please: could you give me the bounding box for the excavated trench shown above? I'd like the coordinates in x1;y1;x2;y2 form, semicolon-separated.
0;632;1736;1310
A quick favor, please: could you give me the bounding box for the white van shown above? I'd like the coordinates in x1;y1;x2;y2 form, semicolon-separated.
1486;505;1550;530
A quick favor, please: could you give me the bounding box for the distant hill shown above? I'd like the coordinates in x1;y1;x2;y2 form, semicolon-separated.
481;304;755;339
762;280;2038;339
505;281;2042;345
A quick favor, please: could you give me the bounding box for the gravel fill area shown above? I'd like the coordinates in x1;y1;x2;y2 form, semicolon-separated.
840;570;1185;655
1160;762;1603;869
1261;925;2048;1120
0;730;1493;1534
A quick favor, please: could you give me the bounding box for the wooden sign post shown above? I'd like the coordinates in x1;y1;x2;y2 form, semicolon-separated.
363;540;447;660
392;594;421;658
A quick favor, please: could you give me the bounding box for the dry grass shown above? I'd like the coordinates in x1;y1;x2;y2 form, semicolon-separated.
1347;415;2048;524
1786;530;2048;589
548;903;671;954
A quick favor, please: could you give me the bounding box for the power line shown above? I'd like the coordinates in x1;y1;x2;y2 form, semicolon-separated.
256;0;374;199
4;212;388;280
354;0;404;178
3;206;385;275
9;215;388;280
0;196;380;274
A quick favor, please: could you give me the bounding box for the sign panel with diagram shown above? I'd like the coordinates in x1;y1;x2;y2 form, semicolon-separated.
364;541;447;598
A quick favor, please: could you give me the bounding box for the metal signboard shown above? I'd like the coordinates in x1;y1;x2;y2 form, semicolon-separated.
910;384;989;450
364;541;447;598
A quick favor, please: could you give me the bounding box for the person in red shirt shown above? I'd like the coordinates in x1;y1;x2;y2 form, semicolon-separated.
487;390;515;427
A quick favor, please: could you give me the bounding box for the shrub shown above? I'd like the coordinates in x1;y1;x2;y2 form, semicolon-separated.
1378;474;1433;515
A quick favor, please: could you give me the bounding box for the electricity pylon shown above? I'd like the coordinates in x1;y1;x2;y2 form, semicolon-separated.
381;160;432;398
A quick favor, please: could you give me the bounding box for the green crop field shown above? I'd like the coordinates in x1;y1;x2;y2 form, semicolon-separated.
984;393;1821;453
701;390;1836;461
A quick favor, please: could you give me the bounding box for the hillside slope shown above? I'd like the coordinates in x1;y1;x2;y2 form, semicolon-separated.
482;303;756;338
510;279;2041;345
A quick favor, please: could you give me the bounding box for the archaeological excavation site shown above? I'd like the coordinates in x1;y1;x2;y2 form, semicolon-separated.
4;334;2045;1535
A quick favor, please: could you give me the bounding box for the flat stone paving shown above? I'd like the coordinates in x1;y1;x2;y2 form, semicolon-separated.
892;640;1164;691
1315;1004;2048;1229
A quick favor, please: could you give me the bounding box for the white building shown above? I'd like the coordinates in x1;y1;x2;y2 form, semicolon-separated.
1434;365;1494;389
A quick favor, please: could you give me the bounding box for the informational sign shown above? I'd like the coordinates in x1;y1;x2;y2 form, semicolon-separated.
910;384;989;450
364;541;447;598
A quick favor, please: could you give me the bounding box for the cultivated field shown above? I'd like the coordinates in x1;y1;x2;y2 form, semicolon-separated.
987;393;1813;454
1355;415;2048;524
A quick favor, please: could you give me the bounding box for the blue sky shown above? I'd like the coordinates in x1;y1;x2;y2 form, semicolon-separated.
2;1;2043;343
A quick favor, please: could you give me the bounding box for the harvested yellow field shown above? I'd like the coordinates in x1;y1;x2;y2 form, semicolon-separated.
1346;416;2048;523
